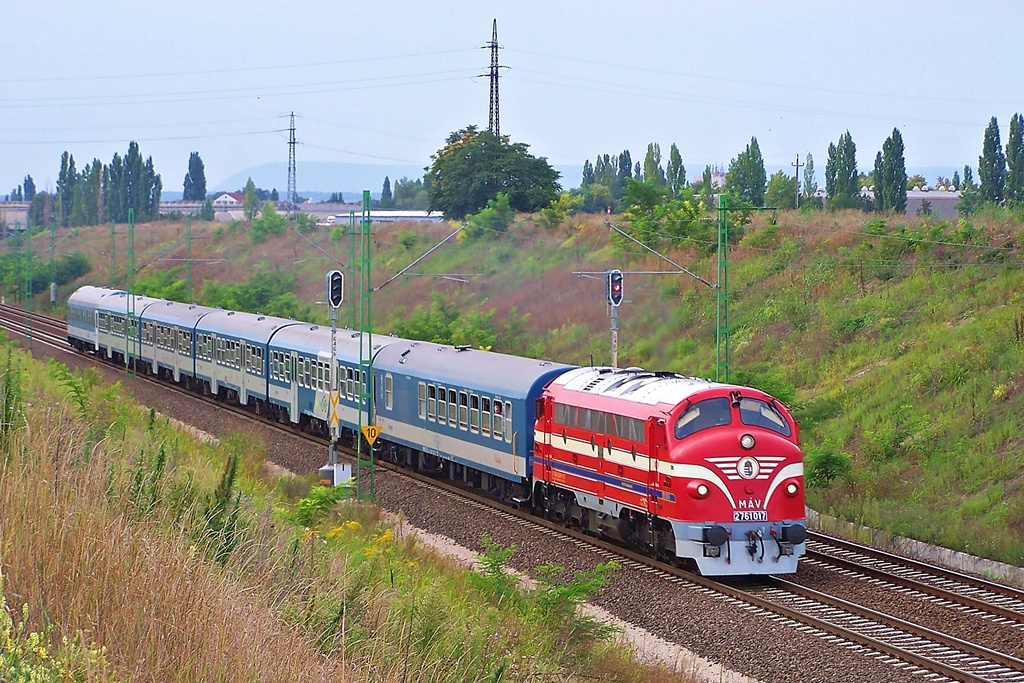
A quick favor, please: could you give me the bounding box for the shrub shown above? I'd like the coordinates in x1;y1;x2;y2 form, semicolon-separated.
805;445;852;488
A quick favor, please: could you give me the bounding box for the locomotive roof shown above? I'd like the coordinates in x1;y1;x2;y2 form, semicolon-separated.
374;339;575;398
196;309;300;344
549;366;734;407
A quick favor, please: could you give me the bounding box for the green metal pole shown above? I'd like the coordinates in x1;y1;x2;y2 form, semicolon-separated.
716;193;729;383
50;220;56;307
347;210;356;329
186;215;193;301
110;220;116;288
24;217;32;350
126;208;136;377
356;190;374;501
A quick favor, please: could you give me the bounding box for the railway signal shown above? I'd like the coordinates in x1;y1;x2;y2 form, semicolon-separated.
606;269;624;307
326;270;344;309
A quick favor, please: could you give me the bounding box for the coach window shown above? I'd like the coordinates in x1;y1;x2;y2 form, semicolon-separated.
448;389;458;427
504;402;513;443
287;355;294;383
427;385;437;421
481;397;491;436
417;382;427;418
470;394;480;433
493;401;503;440
458;391;469;430
385;374;394;411
436;386;447;424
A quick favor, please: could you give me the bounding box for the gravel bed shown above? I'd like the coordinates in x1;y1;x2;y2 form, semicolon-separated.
789;560;1024;659
29;338;931;682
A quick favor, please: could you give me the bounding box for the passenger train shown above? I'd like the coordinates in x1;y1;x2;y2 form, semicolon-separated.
66;284;806;576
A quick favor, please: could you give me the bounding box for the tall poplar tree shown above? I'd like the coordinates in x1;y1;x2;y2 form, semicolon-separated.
978;116;1006;203
825;142;837;199
874;128;907;213
381;176;393;207
57;151;77;227
802;153;817;199
666;143;685;197
642;143;666;187
1005;113;1024;204
183;151;207;201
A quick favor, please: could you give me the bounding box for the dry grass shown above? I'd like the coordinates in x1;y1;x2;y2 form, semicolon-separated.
1;400;349;682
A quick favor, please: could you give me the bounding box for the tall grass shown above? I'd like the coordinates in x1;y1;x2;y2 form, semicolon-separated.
1;348;693;682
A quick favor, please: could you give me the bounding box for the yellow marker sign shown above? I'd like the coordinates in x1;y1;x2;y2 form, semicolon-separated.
361;425;381;446
328;391;341;428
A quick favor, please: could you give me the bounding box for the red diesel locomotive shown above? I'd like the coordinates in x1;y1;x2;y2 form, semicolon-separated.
532;366;806;575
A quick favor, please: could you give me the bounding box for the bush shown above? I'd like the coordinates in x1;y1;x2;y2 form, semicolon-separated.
805;445;852;488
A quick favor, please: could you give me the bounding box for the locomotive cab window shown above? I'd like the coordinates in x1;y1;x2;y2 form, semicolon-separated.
674;397;732;439
738;397;791;437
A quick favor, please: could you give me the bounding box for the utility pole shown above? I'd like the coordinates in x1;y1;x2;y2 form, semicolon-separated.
185;216;193;301
355;190;375;501
792;154;804;209
287;112;297;214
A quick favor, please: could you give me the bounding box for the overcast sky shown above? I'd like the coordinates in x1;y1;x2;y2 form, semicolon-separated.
2;0;1022;194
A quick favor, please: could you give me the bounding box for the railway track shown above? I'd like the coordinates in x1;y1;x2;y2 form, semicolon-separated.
5;304;1024;682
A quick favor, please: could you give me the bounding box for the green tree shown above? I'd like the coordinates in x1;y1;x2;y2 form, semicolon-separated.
951;170;961;191
826;132;860;209
765;170;797;210
1005;112;1024;204
666;143;685;197
23;175;35;202
200;197;215;221
242;177;259;221
642;143;666;187
427;126;560;219
978;116;1006;203
802;153;818;200
183;151;207;201
393;177;428;209
380;175;393;208
725;136;766;206
57;151;76;227
249;201;287;243
465;192;514;238
873;128;907;213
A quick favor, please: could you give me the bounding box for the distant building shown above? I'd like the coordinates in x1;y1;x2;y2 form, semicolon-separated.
859;186;962;219
212;192;245;207
334;210;444;224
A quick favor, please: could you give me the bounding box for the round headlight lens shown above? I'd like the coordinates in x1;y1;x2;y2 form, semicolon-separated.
786;482;799;496
697;483;709;497
740;434;755;450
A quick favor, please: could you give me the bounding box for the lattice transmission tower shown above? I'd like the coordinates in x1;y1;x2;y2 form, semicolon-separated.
482;19;506;137
287;112;297;207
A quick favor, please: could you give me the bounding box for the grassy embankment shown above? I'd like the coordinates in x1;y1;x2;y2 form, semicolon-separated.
12;203;1023;569
0;341;691;682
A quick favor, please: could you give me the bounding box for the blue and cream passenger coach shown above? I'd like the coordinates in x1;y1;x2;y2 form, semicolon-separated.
372;339;573;499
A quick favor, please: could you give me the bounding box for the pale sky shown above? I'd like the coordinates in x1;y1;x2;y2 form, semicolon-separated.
2;0;1022;194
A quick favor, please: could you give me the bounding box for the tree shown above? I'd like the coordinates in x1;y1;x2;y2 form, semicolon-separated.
725;136;766;206
57;151;76;227
951;170;961;191
802;153;818;200
666;143;685;197
1006;112;1024;204
243;177;259;220
642;143;666;187
825;132;859;209
873;128;907;213
765;170;797;211
183;151;207;201
380;176;393;208
978;116;1006;203
200;197;215;221
23;175;36;202
427;126;560;220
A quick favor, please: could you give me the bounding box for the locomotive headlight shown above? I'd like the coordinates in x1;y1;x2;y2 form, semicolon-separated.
786;481;799;496
687;481;710;499
740;434;755;450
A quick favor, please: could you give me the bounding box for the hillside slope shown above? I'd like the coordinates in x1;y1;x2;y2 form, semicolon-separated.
34;206;1024;567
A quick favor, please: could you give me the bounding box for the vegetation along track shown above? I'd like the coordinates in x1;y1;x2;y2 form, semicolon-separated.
6;305;1024;682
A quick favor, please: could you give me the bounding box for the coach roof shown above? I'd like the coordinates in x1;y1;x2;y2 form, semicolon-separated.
196;309;299;345
374;339;574;399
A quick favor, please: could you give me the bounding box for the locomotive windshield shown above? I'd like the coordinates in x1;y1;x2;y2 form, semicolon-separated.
738;397;791;437
674;397;732;438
